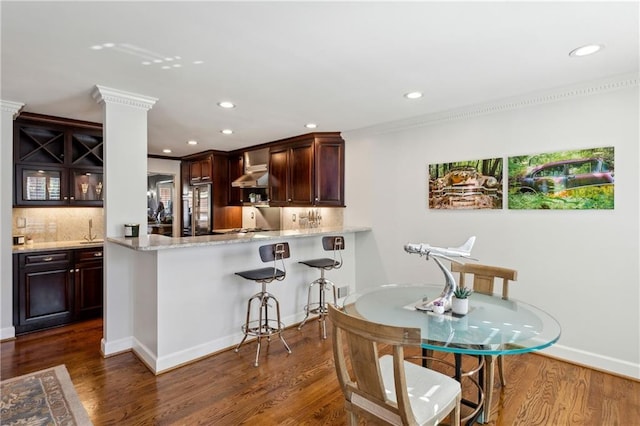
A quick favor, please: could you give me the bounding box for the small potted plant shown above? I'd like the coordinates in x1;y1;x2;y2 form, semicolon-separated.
452;287;473;315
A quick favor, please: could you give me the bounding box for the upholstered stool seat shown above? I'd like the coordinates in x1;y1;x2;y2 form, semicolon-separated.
297;236;344;339
235;242;292;367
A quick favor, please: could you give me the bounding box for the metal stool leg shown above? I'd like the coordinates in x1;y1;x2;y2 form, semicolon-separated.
298;278;322;330
273;295;291;354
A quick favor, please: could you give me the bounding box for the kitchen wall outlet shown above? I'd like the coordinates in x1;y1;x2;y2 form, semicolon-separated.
17;217;26;228
292;214;296;222
337;286;349;298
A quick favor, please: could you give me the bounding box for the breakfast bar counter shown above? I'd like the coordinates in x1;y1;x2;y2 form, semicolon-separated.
102;226;370;374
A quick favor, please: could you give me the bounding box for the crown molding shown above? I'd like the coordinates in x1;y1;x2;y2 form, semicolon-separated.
346;73;639;138
0;100;25;117
92;85;158;111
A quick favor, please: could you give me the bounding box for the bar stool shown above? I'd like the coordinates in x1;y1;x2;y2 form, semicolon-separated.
297;236;344;339
235;242;292;367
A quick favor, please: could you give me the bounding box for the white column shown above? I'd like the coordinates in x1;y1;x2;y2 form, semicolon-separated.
0;100;24;340
92;86;157;355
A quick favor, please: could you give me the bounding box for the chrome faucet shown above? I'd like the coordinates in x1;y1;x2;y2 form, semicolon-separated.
84;218;97;242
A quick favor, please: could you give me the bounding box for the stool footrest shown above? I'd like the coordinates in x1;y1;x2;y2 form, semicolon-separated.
242;319;286;337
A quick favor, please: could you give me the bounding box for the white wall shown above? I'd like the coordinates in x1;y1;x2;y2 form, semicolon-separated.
344;75;639;379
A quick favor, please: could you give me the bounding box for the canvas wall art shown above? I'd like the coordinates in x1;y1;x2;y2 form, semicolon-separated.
508;146;614;210
428;158;503;209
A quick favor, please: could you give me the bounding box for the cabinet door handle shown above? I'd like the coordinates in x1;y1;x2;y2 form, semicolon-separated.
43;257;53;262
94;252;103;257
70;196;75;200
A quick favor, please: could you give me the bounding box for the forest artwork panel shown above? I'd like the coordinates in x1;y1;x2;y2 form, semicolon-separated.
428;157;503;209
508;146;614;210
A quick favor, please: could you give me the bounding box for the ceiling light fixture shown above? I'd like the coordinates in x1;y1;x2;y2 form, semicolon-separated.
305;123;317;129
90;45;103;50
217;101;235;109
404;91;423;99
162;149;172;154
569;44;603;57
221;129;233;135
187;140;198;145
102;43;115;48
193;60;204;65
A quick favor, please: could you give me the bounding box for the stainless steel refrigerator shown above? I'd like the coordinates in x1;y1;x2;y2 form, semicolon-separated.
183;184;212;236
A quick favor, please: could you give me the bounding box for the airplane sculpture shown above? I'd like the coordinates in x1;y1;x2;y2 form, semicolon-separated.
404;236;477;311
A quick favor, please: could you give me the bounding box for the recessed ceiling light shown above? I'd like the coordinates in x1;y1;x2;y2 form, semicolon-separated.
221;129;233;135
187;140;198;145
165;57;174;61
217;101;235;109
305;123;317;129
161;65;171;70
162;149;172;154
193;60;204;65
569;44;603;57
404;91;423;99
142;61;151;65
153;59;163;64
102;43;115;48
90;45;103;50
173;64;182;68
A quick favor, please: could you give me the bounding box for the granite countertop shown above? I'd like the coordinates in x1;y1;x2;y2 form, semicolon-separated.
12;240;104;254
107;226;371;252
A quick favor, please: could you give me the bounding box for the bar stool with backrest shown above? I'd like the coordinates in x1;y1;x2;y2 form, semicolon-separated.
451;262;518;422
234;242;292;367
297;235;344;339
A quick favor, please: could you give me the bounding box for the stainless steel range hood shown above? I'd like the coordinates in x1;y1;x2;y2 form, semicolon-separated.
231;148;269;188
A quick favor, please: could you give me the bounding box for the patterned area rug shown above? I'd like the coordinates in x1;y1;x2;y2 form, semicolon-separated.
1;364;93;425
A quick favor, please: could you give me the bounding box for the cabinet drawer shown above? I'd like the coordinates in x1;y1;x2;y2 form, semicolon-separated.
23;251;70;266
76;248;104;261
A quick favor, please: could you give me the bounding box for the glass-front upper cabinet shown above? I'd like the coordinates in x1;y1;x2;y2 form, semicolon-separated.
15;166;67;205
21;168;63;201
72;170;103;205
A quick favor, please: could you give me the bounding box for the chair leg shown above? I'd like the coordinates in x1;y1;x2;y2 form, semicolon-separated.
498;354;507;386
452;393;461;426
483;354;496;423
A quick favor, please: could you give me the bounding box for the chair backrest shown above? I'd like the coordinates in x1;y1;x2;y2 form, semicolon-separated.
259;242;290;281
322;235;344;269
451;262;517;299
328;304;421;425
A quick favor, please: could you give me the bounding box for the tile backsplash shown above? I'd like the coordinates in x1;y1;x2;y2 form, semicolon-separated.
12;208;104;243
280;207;343;230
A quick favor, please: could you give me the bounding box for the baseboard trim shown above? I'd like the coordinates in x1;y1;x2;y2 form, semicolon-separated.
102;335;133;356
0;326;15;341
539;343;639;381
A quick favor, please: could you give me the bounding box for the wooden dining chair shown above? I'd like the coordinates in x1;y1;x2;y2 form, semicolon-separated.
450;262;518;420
328;304;461;426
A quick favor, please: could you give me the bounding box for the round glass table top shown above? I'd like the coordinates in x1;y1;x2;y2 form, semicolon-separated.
342;284;561;355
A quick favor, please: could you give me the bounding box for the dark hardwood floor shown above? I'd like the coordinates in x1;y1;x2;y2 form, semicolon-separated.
2;318;639;425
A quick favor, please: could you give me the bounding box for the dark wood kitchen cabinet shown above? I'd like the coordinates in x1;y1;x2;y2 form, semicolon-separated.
227;153;244;205
73;248;104;320
13;113;103;207
268;133;344;207
13;247;103;335
188;155;213;184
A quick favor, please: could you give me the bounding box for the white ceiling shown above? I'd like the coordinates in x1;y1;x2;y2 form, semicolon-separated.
2;1;638;157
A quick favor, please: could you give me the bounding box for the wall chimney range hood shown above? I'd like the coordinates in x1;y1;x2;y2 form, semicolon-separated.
231;148;269;188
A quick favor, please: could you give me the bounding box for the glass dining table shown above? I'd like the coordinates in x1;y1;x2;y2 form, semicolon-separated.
341;284;561;424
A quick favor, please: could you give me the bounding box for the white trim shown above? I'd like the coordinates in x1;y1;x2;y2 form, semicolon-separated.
0;100;24;116
347;73;640;137
101;335;133;356
92;85;158;110
539;343;640;380
0;326;15;340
